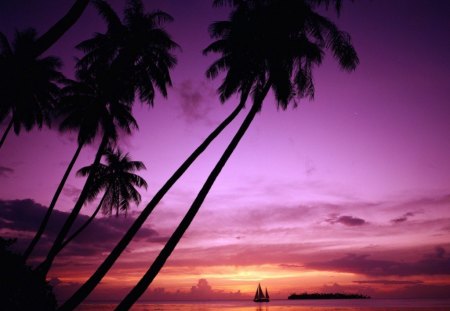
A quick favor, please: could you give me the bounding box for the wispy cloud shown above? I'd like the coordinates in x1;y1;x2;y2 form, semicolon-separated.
353;279;424;285
391;211;417;223
0;165;14;177
175;80;217;124
306;246;450;276
62;184;82;202
326;214;368;226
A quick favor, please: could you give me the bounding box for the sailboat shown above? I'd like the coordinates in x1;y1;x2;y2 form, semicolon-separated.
253;283;270;302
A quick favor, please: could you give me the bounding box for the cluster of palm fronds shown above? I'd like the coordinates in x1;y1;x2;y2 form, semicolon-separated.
0;1;358;310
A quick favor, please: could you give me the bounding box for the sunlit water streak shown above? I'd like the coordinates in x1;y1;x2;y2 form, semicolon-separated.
78;299;450;310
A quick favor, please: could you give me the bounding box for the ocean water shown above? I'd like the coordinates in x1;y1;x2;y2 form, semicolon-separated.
78;299;450;311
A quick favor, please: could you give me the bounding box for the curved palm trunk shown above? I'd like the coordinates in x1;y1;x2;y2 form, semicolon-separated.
23;143;84;261
58;192;106;252
37;134;108;277
59;93;249;311
115;84;271;310
33;0;90;57
0;118;13;150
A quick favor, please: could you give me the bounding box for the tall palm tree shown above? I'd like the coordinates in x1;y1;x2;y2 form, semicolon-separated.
116;0;359;308
38;0;177;278
58;148;147;253
0;29;63;150
22;63;135;261
36;64;138;277
25;0;177;263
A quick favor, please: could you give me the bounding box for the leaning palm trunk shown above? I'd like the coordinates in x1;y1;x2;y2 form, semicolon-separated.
115;83;271;310
23;143;84;261
37;133;109;277
58;192;106;252
32;0;90;57
0;118;13;150
59;92;249;311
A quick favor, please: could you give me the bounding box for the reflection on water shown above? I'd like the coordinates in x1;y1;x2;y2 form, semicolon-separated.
78;299;450;311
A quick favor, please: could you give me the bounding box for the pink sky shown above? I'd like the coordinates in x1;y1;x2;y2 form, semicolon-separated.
0;0;449;303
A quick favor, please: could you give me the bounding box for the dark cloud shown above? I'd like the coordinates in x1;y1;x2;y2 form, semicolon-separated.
307;247;450;276
353;280;424;285
0;165;14;177
176;80;216;123
0;199;160;258
391;212;415;224
326;214;367;226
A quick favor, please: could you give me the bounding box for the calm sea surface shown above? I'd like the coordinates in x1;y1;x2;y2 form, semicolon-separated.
78;299;450;311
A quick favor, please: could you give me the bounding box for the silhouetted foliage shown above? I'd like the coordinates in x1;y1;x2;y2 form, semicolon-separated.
77;147;148;216
0;237;57;310
58;148;147;252
38;0;175;280
288;292;370;299
77;0;178;105
23;63;137;262
0;29;64;148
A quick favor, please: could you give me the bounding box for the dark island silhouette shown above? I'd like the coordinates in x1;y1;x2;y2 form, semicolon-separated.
288;292;370;300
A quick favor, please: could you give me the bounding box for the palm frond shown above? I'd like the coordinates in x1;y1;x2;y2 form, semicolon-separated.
92;0;123;31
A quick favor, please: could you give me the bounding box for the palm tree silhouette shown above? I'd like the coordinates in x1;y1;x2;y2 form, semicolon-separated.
36;64;138;277
22;63;136;262
116;0;359;308
76;0;178;105
1;0;105;150
26;0;177;264
0;29;63;150
38;0;177;278
58;148;147;252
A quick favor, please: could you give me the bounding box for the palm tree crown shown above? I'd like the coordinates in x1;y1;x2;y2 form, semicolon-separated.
76;0;178;105
0;29;63;137
78;148;148;216
205;0;358;106
58;64;137;146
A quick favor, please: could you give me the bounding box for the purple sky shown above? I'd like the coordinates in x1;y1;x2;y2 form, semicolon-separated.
1;0;449;302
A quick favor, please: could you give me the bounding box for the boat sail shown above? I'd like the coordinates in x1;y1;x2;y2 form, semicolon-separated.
253;283;270;302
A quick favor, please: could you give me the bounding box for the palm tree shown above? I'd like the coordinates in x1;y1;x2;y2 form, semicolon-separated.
38;0;178;278
0;29;63;150
76;0;178;105
36;64;138;277
22;63;136;261
26;0;177;263
58;148;147;252
1;0;102;150
116;0;359;308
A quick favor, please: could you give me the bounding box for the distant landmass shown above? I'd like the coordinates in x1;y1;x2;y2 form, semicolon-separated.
288;292;370;300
